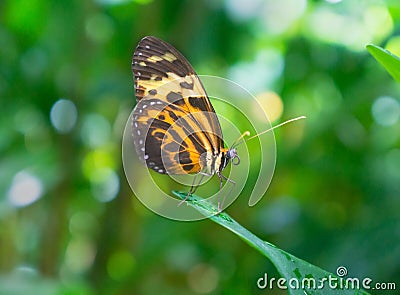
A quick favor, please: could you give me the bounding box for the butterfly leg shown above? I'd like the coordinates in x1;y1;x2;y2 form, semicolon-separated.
216;173;236;212
178;171;209;206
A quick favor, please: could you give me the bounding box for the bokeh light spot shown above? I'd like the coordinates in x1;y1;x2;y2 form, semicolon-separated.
224;0;263;22
7;171;43;207
85;13;114;43
228;49;283;93
15;107;43;135
50;99;78;134
257;196;300;234
187;263;219;294
69;212;98;236
335;116;366;149
260;0;307;35
90;168;120;202
107;251;136;281
370;124;400;150
253;91;283;123
82;149;116;179
65;238;96;273
306;8;372;51
385;149;400;180
371;96;400;126
81;114;111;148
20;47;48;80
13;265;39;278
164;243;200;272
363;6;393;41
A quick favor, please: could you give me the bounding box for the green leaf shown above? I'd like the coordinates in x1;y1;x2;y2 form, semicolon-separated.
366;44;400;83
173;191;370;295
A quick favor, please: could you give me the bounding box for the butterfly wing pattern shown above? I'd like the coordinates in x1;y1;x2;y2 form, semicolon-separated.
131;36;228;176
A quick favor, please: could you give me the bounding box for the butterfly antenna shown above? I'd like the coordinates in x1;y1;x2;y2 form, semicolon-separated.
231;131;251;148
232;116;306;148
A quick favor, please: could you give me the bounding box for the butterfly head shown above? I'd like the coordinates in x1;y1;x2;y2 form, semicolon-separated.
217;148;240;173
226;148;240;166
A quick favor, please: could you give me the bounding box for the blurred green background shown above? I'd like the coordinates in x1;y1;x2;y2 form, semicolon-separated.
1;0;400;294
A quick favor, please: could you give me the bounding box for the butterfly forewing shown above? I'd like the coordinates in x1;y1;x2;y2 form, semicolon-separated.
132;36;225;175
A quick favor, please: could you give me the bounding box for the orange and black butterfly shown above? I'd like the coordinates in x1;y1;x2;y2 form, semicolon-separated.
131;36;240;196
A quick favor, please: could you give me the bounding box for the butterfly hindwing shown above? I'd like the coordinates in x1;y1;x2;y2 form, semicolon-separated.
132;36;224;175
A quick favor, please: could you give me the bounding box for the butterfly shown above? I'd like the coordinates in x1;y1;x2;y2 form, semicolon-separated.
131;36;241;199
131;36;305;204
